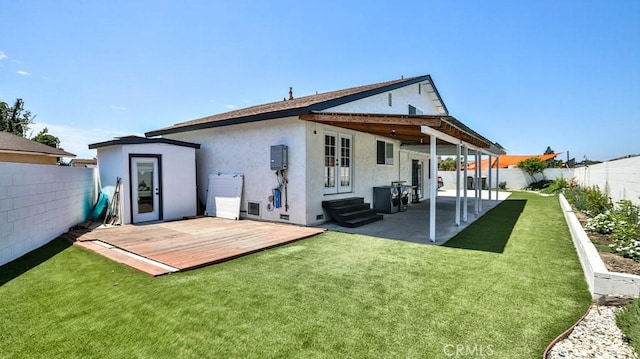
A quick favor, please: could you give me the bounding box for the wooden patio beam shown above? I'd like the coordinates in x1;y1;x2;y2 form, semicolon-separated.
300;113;442;127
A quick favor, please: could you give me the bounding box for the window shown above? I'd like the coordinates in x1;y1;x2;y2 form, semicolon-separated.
418;83;421;94
408;104;424;115
377;140;394;165
388;93;392;106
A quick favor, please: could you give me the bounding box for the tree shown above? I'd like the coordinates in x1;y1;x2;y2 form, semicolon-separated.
543;146;563;168
517;157;547;182
438;157;458;171
0;98;35;137
32;127;60;148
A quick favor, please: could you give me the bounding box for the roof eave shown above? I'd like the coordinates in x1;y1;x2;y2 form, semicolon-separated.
89;137;201;149
145;107;310;137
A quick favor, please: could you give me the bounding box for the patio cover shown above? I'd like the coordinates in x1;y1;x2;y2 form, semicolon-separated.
300;112;505;242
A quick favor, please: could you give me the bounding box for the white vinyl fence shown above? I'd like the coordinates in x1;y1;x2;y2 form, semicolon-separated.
0;163;97;266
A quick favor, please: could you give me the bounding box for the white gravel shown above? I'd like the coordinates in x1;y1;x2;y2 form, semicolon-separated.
547;305;638;359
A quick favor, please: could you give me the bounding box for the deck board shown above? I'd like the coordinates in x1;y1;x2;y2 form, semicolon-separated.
71;217;325;275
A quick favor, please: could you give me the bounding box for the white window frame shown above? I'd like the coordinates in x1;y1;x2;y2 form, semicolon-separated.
377;140;394;165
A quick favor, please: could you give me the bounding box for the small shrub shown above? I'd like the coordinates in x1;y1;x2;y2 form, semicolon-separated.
617;200;640;226
583;185;612;216
527;180;553;190
565;187;588;212
602;200;640;260
613;222;640;242
586;211;616;234
540;177;569;194
610;239;640;260
498;181;507;190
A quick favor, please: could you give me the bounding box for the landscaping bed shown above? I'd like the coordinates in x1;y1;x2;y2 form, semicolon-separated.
573;210;640;276
534;177;640;276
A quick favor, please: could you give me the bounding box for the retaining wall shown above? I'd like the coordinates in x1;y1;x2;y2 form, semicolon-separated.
0;163;97;266
559;194;640;299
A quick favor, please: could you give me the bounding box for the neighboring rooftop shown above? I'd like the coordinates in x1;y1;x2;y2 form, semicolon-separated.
466;153;560;170
0;131;75;158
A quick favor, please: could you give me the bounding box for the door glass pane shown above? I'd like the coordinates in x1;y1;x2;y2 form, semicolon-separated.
324;135;336;188
340;137;350;186
137;162;154;214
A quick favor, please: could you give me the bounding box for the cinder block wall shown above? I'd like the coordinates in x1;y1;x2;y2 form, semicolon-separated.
0;163;97;266
439;168;573;190
438;156;639;206
574;157;640;206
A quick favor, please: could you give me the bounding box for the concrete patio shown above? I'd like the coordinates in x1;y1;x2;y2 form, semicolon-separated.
320;189;512;245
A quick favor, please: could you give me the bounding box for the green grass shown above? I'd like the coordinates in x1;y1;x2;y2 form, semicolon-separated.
617;299;640;353
0;192;590;358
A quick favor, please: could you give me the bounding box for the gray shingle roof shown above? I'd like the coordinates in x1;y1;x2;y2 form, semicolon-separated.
146;75;431;137
0;131;75;157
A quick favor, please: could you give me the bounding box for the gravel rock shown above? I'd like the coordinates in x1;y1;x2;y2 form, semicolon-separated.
548;305;637;359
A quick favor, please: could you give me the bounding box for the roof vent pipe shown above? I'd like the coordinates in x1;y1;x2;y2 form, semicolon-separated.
289;87;294;100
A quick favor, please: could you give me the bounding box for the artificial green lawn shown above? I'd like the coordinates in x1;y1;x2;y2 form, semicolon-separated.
0;192;590;358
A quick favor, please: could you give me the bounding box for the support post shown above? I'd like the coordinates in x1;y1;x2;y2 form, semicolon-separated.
488;155;492;202
495;156;500;200
463;146;468;222
478;152;483;212
474;151;480;214
429;134;437;242
455;142;461;226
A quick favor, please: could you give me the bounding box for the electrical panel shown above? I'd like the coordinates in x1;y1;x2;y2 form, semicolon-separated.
270;145;288;170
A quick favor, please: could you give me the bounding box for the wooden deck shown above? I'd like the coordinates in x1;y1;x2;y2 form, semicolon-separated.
68;217;325;276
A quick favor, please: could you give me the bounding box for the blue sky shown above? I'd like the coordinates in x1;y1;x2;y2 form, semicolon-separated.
1;0;638;161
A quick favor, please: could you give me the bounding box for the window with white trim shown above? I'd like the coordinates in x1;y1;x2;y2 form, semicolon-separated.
376;140;394;165
408;105;424;115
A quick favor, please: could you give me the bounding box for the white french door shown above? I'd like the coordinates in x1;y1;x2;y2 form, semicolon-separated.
131;157;160;223
324;131;353;194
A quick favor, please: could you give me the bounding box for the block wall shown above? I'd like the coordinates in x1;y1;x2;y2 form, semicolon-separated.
0;163;97;266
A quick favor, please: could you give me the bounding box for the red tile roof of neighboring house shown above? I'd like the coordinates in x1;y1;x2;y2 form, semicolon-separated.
146;75;436;137
0;131;75;157
465;153;560;170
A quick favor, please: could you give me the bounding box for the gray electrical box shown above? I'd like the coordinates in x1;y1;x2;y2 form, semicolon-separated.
270;145;288;170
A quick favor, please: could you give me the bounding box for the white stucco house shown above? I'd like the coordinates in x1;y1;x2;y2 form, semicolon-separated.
145;75;504;234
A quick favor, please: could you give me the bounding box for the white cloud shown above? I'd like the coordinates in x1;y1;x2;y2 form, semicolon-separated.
110;105;128;111
29;122;137;159
16;70;31;76
0;51;7;60
225;104;238;109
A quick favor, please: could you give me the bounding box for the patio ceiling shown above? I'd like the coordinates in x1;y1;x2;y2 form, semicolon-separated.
299;112;493;149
